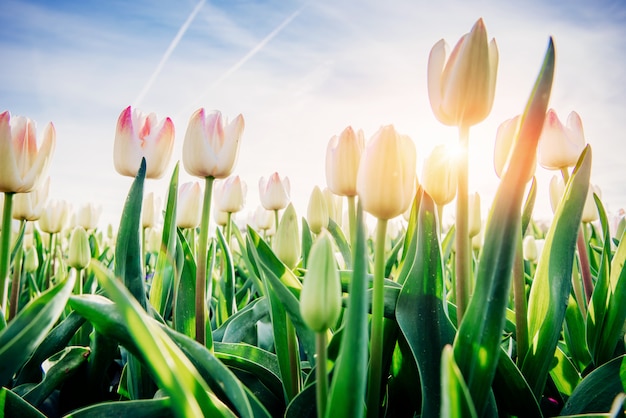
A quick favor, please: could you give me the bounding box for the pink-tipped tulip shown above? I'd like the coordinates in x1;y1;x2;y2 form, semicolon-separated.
0;111;56;193
38;199;70;234
215;176;247;214
538;109;586;170
13;177;50;221
427;18;498;127
259;173;291;211
114;106;174;179
325;126;365;197
183;109;244;179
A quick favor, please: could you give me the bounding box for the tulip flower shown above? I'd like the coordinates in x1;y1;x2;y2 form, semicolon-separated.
114;106;174;179
356;125;416;221
494;116;537;182
183;109;244;179
538;110;586;171
215;176;247;214
0;111;56;194
322;187;342;227
76;203;102;231
39;200;70;234
427;18;498;128
141;192;161;229
421;145;457;207
177;182;202;229
581;184;601;223
68;226;91;271
213;208;230;227
307;186;329;235
12;177;50;221
24;246;39;274
325;126;365;197
549;175;565;214
272;203;300;269
523;235;538;262
259;173;291;212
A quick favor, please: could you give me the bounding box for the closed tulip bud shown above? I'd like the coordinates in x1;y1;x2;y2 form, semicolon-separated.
215;176;247;214
356;125;417;220
468;192;481;238
0;112;56;193
114;106;174;179
307;186;329;234
214;208;230;227
253;205;274;232
39;199;70;234
549;175;565;214
421;145;457;206
300;231;341;332
322;187;342;226
523;235;538;262
494;116;536;182
325;126;365;197
77;203;102;231
183;109;244;179
427;19;498;127
13;177;50;221
581;184;601;223
177;182;202;229
68;226;91;270
142;192;161;229
24;246;39;273
259;173;290;211
145;227;162;253
538;110;586;170
272;203;300;269
472;227;483;251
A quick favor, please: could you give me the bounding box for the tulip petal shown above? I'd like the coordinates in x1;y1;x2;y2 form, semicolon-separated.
427;39;453;125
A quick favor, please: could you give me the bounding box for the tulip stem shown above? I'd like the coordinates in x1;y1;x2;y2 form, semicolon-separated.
274;210;280;236
196;176;215;348
8;226;24;321
577;226;593;303
455;125;470;323
347;195;356;245
513;232;528;364
366;218;388;418
315;331;328;418
0;192;15;317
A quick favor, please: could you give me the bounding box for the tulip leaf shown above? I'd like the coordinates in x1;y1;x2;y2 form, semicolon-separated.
216;226;236;325
327;218;352;269
0;275;75;387
149;163;179;318
452;38;555;415
522;146;592;397
492;346;542;417
522;176;537;236
564;294;592;372
441;345;478;418
301;217;313;268
325;204;370;418
396;191;455;417
0;387;46;418
64;397;172;418
173;228;196;339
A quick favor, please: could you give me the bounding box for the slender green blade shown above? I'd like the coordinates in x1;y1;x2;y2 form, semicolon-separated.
173;228;196;338
64;397;172;418
0;387;46;418
441;345;478;418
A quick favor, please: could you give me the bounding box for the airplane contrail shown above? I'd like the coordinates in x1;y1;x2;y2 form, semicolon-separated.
176;5;305;119
133;0;207;108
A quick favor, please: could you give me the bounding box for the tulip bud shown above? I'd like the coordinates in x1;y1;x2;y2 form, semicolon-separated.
300;232;342;332
214;208;230;227
322;188;342;227
549;175;565;214
142;192;161;229
252;205;274;232
215;176;247;214
494;116;536;182
523;235;538;262
421;144;457;206
259;173;291;211
325;126;365;197
76;203;102;231
581;184;601;223
24;246;39;274
468;192;481;238
538;110;586;170
0;111;56;193
39;199;70;234
307;186;329;234
183;109;244;179
12;177;50;221
272;203;300;269
145;227;162;253
68;226;91;270
427;19;498;127
356;125;417;220
114;106;174;179
177;182;202;229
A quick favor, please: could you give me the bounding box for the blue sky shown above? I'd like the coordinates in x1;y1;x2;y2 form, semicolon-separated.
2;0;626;228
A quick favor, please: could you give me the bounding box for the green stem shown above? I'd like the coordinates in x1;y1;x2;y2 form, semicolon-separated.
315;331;328;418
8;224;24;321
286;315;301;400
347;195;356;246
366;218;388;418
45;232;54;289
0;192;14;316
455;125;470;323
513;232;528;364
274;210;280;235
196;176;215;348
577;226;593;303
226;213;232;249
141;226;147;278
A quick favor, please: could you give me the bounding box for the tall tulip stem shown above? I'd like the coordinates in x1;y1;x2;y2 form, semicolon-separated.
8;220;25;321
347;195;356;245
366;217;388;418
315;331;329;418
0;192;15;316
455;125;471;323
196;176;215;348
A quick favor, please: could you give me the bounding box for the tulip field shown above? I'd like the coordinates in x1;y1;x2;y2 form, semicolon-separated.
2;19;626;418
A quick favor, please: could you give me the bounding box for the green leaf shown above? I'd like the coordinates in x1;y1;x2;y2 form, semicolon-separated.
522;146;592;396
216;226;236;324
549;344;581;397
73;261;236;418
564;295;592;371
0;387;45;418
64;397;172;418
0;275;75;386
492;347;542;417
396;191;455;417
561;355;626;415
149;163;179;317
441;345;478;418
325;204;369;418
327;218;351;269
301;217;313;269
453;38;555;415
173;228;196;338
